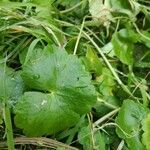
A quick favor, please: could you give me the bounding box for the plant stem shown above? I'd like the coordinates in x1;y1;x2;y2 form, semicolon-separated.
0;137;78;150
60;0;84;14
4;102;15;150
97;97;118;109
73;18;85;55
3;61;15;150
94;108;120;127
117;140;124;150
82;31;136;98
87;113;95;150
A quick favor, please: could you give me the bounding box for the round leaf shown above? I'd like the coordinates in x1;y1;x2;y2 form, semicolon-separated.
15;46;96;136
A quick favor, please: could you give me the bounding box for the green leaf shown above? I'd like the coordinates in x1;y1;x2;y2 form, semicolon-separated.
78;126;106;150
116;28;139;43
0;64;24;103
108;0;138;16
14;46;96;136
101;42;115;57
140;31;150;48
142;113;150;150
116;100;148;150
82;45;102;76
97;67;116;96
109;0;131;11
15;92;80;136
0;64;24;125
112;29;138;65
24;39;41;65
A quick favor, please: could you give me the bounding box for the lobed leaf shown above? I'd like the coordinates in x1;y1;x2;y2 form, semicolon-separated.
14;46;96;136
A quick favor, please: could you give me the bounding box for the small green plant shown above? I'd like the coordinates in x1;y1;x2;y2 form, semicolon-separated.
0;0;150;150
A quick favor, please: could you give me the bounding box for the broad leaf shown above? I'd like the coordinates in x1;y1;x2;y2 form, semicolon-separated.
15;46;96;136
116;100;148;150
142;113;150;150
112;29;138;65
15;92;80;136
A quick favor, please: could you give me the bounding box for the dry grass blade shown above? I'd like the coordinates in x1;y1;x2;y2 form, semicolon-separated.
0;137;79;150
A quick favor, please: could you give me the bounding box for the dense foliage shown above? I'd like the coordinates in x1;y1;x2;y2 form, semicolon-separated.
0;0;150;149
